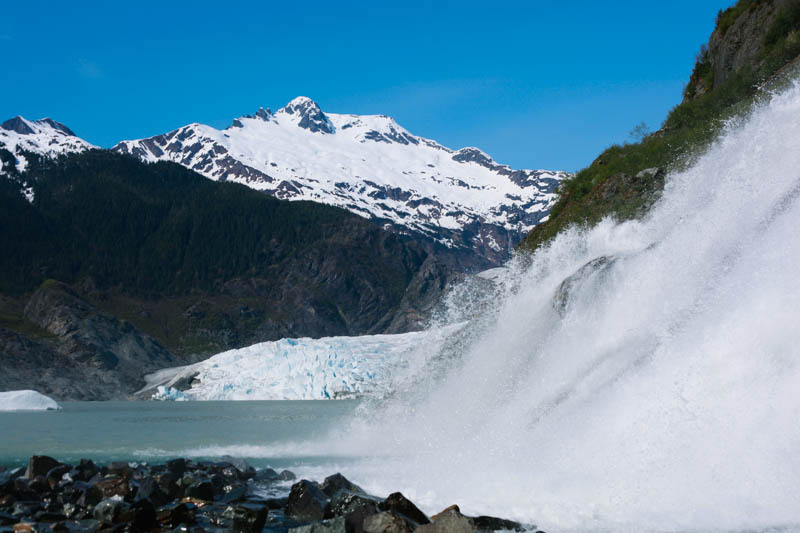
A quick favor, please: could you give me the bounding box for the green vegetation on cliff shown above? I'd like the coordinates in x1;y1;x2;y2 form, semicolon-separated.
520;0;800;252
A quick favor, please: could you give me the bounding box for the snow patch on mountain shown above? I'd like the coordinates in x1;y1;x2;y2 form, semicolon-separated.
0;116;96;173
140;326;460;401
114;97;568;261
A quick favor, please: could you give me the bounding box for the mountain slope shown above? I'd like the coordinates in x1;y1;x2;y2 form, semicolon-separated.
0;150;469;397
113;97;567;264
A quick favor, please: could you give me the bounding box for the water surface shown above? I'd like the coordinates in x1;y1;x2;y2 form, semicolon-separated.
0;400;359;470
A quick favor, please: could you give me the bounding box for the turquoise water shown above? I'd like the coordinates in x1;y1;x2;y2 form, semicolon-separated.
0;400;360;470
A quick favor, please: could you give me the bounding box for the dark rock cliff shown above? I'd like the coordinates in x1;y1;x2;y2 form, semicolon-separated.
0;151;468;399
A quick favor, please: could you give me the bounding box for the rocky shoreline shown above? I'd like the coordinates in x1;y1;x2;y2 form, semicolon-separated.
0;456;543;533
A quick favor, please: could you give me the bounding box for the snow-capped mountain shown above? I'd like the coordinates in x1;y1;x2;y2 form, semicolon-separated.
114;97;568;262
0;116;96;174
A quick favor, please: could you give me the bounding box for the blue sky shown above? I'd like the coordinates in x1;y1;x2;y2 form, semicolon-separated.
1;1;731;171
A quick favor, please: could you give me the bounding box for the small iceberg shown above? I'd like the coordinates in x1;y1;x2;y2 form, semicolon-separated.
0;390;61;411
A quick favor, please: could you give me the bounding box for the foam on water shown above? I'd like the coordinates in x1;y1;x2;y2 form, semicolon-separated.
321;80;800;531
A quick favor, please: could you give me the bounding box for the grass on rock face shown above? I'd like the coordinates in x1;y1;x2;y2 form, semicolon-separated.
519;0;800;253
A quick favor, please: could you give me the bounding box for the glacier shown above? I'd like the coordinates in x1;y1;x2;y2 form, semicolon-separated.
0;390;61;411
140;326;461;401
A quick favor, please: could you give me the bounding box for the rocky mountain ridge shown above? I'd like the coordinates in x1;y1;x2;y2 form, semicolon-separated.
0;98;567;266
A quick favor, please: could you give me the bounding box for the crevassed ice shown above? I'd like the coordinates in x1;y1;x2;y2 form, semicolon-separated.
143;327;461;401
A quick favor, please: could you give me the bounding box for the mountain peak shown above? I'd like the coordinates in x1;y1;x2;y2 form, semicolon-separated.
278;96;334;134
1;116;77;137
254;107;272;121
1;116;35;135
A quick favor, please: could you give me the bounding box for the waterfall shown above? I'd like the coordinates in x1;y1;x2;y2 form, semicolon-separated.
332;78;800;532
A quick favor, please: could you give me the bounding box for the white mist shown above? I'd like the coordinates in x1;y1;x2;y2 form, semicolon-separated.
328;79;800;532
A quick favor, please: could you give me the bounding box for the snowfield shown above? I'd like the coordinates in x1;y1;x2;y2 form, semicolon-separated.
0;390;61;411
0;117;96;174
140;327;460;401
114;97;567;258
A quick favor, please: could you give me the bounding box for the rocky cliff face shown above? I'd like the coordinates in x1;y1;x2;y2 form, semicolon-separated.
1;282;180;400
685;0;798;100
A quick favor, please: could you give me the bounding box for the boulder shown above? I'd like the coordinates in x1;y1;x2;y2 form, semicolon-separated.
363;511;413;533
286;480;330;522
219;484;247;504
25;456;61;480
325;491;381;533
133;476;170;507
321;473;365;497
45;465;72;489
230;503;268;532
156;501;196;528
129;499;157;530
93;498;131;525
106;462;132;480
379;493;430;526
472;515;525;532
218;456;256;480
167;458;187;477
290;515;348;533
280;469;298;481
184;480;214;502
93;476;128;498
417;506;476;533
253;467;280;482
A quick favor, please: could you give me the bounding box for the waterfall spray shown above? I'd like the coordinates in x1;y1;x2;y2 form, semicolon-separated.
329;78;800;532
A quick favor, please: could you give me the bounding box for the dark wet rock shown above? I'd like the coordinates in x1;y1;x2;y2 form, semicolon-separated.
471;516;525;532
280;470;297;481
290;515;348;533
286;480;330;522
552;256;616;317
156;472;181;500
72;460;98;483
363;511;413;533
26;456;62;480
106;462;132;480
93;476;128;499
28;475;50;494
167;458;188;477
133;476;170;507
156;502;196;528
324;491;381;533
253;467;280;482
35;509;68;522
219;484;247;504
93;498;130;525
128;498;157;530
185;480;214;502
1;457;537;533
218;456;256;480
45;465;72;489
75;483;103;508
229;503;268;532
379;493;430;527
320;474;365;498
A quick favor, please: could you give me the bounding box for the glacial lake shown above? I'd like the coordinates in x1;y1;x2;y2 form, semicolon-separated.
0;400;360;471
